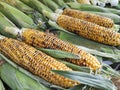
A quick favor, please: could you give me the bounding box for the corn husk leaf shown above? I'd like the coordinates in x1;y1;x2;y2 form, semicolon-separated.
39;0;59;11
58;60;91;73
77;46;120;62
37;48;80;59
0;12;17;38
67;2;110;12
20;0;53;13
52;70;117;90
0;1;35;28
52;0;68;8
0;0;33;13
0;79;5;90
102;64;120;77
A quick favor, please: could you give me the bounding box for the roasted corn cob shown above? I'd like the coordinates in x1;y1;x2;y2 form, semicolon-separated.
56;8;114;28
43;11;120;46
5;27;101;70
0;36;78;88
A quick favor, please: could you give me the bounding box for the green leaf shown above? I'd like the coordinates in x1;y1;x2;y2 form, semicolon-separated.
0;79;5;90
52;70;117;90
102;64;120;77
58;60;91;73
77;46;120;61
37;48;80;59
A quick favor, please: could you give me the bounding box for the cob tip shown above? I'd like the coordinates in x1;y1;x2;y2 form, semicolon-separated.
42;10;59;21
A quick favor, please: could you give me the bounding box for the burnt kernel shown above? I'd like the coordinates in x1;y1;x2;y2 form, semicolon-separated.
0;37;77;88
22;29;101;70
62;9;114;28
57;15;120;46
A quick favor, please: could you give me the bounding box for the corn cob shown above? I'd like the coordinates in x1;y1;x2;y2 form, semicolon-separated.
56;8;114;28
0;36;78;88
43;11;120;46
5;27;101;70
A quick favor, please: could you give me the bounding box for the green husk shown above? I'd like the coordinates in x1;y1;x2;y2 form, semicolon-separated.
67;2;110;12
0;0;33;14
0;12;18;38
102;64;120;77
106;7;120;15
0;79;5;90
67;2;120;15
52;0;68;8
37;48;80;59
0;2;35;28
53;70;117;90
77;46;120;61
0;62;50;90
63;0;75;2
20;0;53;13
39;0;59;11
0;0;47;28
58;60;91;73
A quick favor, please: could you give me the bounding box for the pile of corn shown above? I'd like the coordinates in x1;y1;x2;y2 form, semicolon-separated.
0;0;120;90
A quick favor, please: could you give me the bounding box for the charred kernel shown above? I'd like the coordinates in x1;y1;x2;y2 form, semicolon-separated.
62;8;114;28
0;37;78;88
57;15;120;46
22;29;101;70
